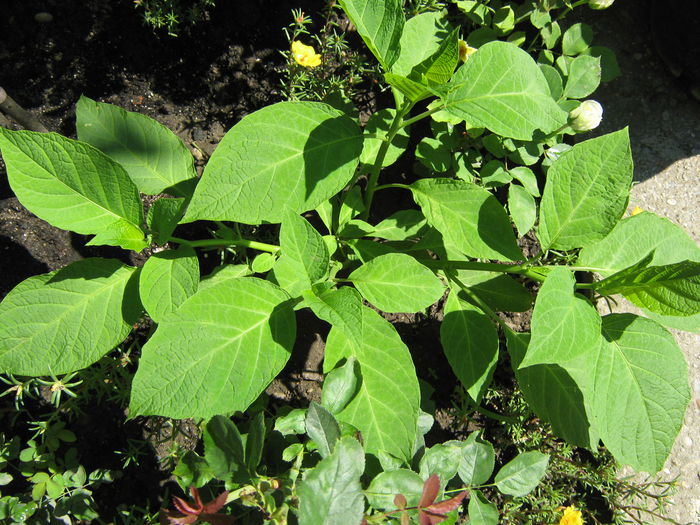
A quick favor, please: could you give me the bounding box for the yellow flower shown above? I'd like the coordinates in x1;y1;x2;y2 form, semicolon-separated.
291;41;322;68
559;505;584;525
458;40;477;62
631;206;644;216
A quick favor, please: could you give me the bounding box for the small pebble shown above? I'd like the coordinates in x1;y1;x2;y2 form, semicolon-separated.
34;12;53;23
666;198;677;205
683;436;693;448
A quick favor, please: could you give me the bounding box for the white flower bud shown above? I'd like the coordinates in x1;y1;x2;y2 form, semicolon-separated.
568;100;603;132
589;0;614;9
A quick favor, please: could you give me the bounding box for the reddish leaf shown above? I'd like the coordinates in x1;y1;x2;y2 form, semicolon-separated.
424;491;467;515
191;486;204;510
417;476;467;525
202;490;230;514
419;474;440;508
160;486;234;525
172;496;200;516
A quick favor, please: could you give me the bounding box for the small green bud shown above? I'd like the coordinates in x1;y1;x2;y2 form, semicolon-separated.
589;0;615;9
568;100;603;132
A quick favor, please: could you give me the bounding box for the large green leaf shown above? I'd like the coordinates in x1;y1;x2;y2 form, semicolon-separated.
561;55;601;99
411;179;522;261
297;436;365;525
468;491;499;525
199;264;252;290
418;440;465;484
454;270;532;312
271;210;329;297
577;212;700;275
0;258;140;376
129;277;295;418
578;211;700;331
204;416;245;480
507;329;598;449
147;197;185;245
338;0;404;70
444;41;567;140
76;96;196;196
538;129;633;251
519;268;602;371
391;12;458;84
245;412;266;473
508;184;537;237
562;22;593;56
0;128;147;251
304;287;363;348
371;210;427;241
306;402;342;459
317;290;420;461
441;291;498;404
366;470;424;511
594;258;700;317
593;314;689;473
458;432;495;486
349;253;445;313
183;102;362;224
139;246;199;323
322;357;359;415
384;73;434;103
494;451;549;497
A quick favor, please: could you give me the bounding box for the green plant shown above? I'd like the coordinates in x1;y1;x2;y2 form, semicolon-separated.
0;424;118;523
159;404;549;524
279;6;380;102
0;0;697;522
134;0;217;36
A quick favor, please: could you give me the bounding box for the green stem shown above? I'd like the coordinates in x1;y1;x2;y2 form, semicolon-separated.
421;259;530;275
473;404;519;424
556;0;589;21
545;122;571;139
373;182;411;193
424;259;607;288
447;272;505;329
361;102;414;219
170;236;280;253
400;104;445;129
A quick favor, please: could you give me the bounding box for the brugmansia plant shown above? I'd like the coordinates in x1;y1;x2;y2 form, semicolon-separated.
0;0;697;521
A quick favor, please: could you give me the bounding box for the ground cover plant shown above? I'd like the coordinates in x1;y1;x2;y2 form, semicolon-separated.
1;0;699;523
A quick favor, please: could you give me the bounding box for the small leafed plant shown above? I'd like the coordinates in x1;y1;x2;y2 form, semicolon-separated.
0;0;698;522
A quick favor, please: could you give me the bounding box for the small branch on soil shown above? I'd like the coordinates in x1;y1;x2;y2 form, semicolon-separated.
0;87;49;132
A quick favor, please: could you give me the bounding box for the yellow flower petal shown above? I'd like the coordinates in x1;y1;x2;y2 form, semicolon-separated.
291;40;322;68
559;505;584;525
458;40;477;62
631;206;644;216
